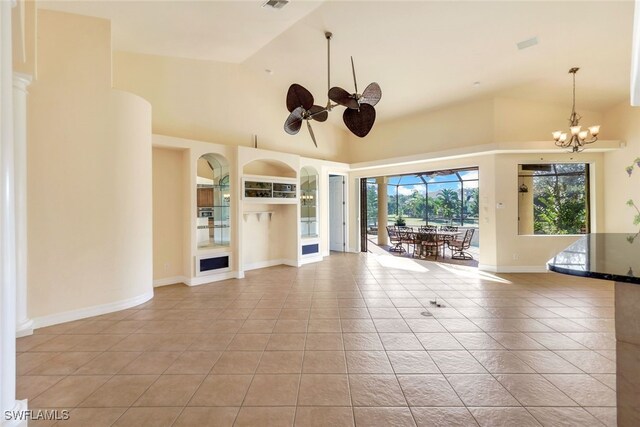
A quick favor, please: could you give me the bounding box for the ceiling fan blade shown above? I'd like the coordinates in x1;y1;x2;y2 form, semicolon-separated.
286;84;314;112
306;120;318;148
343;103;376;138
361;82;382;106
309;105;328;122
329;86;359;109
284;107;304;135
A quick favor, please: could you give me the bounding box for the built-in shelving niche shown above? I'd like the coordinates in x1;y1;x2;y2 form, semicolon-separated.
241;158;299;272
195;152;232;279
196;153;230;250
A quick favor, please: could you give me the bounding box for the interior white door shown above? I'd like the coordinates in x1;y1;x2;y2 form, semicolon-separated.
329;175;345;252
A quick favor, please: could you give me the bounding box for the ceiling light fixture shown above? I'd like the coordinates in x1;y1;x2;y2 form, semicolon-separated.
283;32;382;147
552;67;600;153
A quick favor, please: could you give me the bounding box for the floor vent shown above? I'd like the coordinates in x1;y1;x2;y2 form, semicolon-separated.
302;243;319;255
196;253;231;276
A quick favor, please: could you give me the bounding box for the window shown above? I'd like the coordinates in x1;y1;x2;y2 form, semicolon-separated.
518;163;590;235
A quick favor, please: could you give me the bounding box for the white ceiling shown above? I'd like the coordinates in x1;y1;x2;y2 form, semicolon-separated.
40;0;635;120
39;0;326;63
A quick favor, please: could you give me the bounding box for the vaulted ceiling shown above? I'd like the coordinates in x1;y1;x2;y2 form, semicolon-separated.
41;0;635;120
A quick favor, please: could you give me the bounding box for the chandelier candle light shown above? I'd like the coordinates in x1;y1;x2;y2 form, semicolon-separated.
552;67;600;153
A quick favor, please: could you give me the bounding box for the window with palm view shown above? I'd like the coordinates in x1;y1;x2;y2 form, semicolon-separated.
366;168;479;230
518;163;590;235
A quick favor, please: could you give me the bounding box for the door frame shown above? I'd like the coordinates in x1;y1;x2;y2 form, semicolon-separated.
328;173;349;253
359;177;368;252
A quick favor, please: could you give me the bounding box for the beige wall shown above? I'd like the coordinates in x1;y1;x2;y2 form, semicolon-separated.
346;97;495;163
346;96;605;164
242;203;297;267
113;51;350;163
493;97;603;143
602;101;640;232
27;10;153;321
152;147;185;281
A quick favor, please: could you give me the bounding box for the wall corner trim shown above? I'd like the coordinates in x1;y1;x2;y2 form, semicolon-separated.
31;290;154;329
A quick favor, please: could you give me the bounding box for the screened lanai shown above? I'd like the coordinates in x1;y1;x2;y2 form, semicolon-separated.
366;167;479;229
363;167;480;265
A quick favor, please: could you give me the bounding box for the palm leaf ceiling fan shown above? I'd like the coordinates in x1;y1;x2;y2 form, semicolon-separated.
284;32;382;147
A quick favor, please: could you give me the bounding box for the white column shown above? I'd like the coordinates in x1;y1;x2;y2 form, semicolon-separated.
1;1;28;426
376;177;388;246
13;73;32;338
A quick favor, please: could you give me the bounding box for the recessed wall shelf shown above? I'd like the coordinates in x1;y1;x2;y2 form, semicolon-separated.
242;175;298;204
243;211;274;221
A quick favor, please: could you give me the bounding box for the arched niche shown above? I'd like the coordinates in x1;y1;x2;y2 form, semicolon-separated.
197;153;230;249
300;166;319;238
243;159;297;178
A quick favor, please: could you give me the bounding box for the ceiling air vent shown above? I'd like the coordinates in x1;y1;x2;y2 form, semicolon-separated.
517;37;539;50
262;0;289;9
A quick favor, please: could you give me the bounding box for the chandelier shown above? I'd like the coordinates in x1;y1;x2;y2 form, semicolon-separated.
552;67;600;153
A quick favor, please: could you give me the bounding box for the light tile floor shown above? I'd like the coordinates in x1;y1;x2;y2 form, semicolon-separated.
17;252;617;426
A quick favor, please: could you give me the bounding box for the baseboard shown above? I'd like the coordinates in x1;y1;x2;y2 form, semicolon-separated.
282;258;298;267
244;259;285;271
300;255;323;266
153;276;187;287
243;259;301;271
244;259;281;271
31;289;154;329
186;271;238;286
16;319;34;338
479;264;549;273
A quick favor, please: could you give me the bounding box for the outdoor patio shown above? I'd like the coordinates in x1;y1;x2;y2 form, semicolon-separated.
367;232;479;268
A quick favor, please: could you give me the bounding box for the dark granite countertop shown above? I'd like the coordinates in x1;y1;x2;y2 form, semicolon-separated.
547;233;640;284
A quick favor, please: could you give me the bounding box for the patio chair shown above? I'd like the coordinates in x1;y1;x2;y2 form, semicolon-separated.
386;226;405;253
440;225;458;232
419;225;437;232
406;230;425;257
398;229;416;254
447;228;475;260
421;231;442;260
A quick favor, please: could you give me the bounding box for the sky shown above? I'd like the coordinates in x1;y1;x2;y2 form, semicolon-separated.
387;169;479;196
